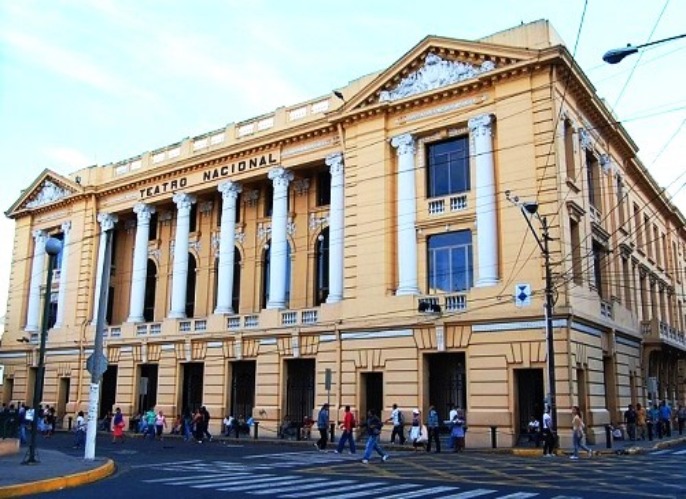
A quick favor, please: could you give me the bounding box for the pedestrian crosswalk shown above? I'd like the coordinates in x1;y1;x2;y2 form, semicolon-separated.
650;448;686;456
141;463;579;498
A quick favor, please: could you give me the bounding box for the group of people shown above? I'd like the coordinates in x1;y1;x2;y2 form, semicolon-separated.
1;402;59;444
312;402;468;464
222;414;253;438
619;400;686;441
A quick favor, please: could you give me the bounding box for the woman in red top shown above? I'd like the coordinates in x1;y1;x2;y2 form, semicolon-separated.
335;405;356;454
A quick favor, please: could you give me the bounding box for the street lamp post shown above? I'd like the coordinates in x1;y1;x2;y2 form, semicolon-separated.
506;192;558;433
23;237;63;465
603;33;686;64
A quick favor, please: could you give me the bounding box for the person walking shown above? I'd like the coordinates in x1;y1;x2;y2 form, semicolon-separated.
144;407;156;440
200;406;213;441
112;407;125;443
408;409;427;451
73;411;86;448
182;407;193;441
335;405;356;454
542;406;555;457
426;405;441;453
623;404;637;441
659;400;672;438
314;403;330;451
361;409;389;464
677;404;686;435
449;408;466;452
386;404;406;445
649;403;661;439
636;403;647;440
570;406;592;460
192;408;205;443
155;410;167;440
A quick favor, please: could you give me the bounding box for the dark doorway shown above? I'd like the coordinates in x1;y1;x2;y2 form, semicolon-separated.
100;365;118;419
515;368;544;441
57;377;70;425
230;361;255;419
2;377;14;405
137;364;158;413
285;359;315;422
361;372;383;417
182;362;204;413
428;353;467;418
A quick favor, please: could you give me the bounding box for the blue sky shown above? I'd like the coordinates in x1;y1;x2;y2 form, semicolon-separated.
1;0;685;323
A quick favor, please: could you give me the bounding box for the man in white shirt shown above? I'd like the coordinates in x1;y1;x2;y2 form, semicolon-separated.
542;407;554;457
386;404;406;445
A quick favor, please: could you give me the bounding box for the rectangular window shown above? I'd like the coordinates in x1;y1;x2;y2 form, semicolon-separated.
264;184;273;217
427;230;473;293
189;203;198;233
586;151;602;212
316;170;331;207
426;136;470;198
570;218;582;285
148;212;158;241
640;273;648;321
622;257;632;311
644;215;651;258
653;225;660;266
592;241;605;298
634;204;642;249
564;120;576;180
616;176;625;226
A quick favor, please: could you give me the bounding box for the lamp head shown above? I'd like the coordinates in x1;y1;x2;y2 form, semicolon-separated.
45;237;63;256
602;45;638;64
522;202;539;215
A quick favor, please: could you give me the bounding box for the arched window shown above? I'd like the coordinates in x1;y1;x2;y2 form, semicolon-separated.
314;228;329;305
185;253;197;318
143;259;157;322
261;241;291;309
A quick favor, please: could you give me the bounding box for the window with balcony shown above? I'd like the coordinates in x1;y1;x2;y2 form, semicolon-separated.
592;241;608;299
426;136;470;198
564;119;576;180
316;169;331;207
427;230;473;293
314;228;329;305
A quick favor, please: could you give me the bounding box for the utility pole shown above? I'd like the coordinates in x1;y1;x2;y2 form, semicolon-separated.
84;229;112;460
23;237;62;465
506;191;558;433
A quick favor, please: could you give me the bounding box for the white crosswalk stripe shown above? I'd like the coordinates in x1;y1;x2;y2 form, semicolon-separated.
651;448;686;456
673;449;686;455
141;462;574;498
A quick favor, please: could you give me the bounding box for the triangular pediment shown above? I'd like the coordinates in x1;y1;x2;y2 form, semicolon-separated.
5;169;83;218
337;36;539;112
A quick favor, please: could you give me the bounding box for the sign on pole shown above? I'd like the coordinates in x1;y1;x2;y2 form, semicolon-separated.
0;364;4;384
86;353;108;380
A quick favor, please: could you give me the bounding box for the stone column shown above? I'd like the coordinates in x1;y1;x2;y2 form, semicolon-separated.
127;203;155;323
92;213;118;324
325;152;344;304
214;181;242;314
469;114;499;287
266;167;293;309
25;230;48;332
169;193;196;319
391;133;419;296
53;221;71;329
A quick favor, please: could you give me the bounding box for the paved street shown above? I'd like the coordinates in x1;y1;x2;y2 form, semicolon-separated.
24;433;686;499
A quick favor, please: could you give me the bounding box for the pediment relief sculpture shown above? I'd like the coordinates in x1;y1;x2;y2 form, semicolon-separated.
379;53;496;103
25;180;74;209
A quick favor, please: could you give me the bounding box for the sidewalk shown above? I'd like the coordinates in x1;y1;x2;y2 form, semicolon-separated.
0;445;114;498
510;433;686;457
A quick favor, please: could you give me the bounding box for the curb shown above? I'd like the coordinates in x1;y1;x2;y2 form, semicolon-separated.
0;458;115;498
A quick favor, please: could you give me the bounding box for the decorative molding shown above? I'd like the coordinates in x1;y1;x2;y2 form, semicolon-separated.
235;227;245;245
199;201;214;215
472;319;567;333
341;329;413;341
579;128;594;151
467;113;494;138
286;217;296;236
25;180;73;209
397;96;486;125
390;133;415;156
243;189;260;206
148;248;161;260
258;223;271;242
189;240;201;252
292;178;310;196
379;53;495;102
281;138;336;159
97;212;118;231
309;212;329;230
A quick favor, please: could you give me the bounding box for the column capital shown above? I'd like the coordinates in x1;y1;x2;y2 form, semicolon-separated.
32;229;47;243
268;166;294;187
133;202;156;222
468;113;494;137
60;221;72;234
390;133;416;156
218;180;242;199
325;152;344;176
97;212;118;231
172;192;196;210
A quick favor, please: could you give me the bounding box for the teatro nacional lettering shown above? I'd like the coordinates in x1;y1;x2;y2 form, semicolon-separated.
139;152;279;199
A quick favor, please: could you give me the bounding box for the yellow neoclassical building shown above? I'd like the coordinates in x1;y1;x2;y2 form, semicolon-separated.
2;20;685;447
